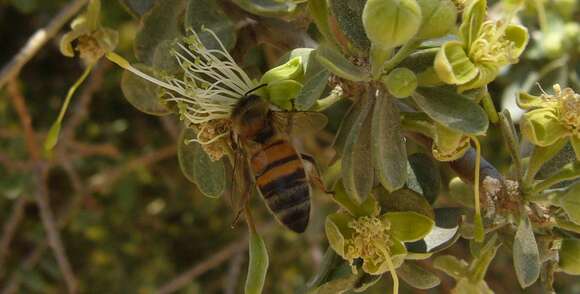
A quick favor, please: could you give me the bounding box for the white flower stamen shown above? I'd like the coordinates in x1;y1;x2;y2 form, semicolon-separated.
119;27;256;145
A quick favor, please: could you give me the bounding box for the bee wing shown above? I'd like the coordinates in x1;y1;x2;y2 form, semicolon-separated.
226;147;252;225
271;111;328;138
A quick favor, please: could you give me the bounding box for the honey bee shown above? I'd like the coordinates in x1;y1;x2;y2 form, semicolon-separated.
229;85;327;233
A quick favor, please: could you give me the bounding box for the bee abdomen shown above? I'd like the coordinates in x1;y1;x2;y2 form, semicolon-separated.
256;166;311;233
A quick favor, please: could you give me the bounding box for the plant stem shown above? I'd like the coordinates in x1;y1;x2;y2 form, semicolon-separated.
382;39;421;74
471;136;484;242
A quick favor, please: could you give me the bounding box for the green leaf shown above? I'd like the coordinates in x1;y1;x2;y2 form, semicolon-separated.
469;235;500;282
230;0;297;17
342;96;374;202
333;182;379;217
415;0;457;40
121;64;170;115
433;255;468;280
513;214;540;288
397;261;441;290
177;128;226;198
557;183;580;225
307;248;342;290
406;208;462;254
383;212;434;242
119;0;156;17
454;278;493;294
44;121;61;151
185;0;236;51
525;139;568;185
559;238;580;275
372;91;407;192
534;161;580;193
377;188;435;219
316;46;370;82
295;51;330;110
413;87;489;135
308;0;336;46
245;231;269;294
330;0;370;50
408;153;441;203
352;273;381;292
134;0;185;64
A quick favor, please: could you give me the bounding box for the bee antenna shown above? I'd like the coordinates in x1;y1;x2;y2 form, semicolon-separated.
244;84;267;96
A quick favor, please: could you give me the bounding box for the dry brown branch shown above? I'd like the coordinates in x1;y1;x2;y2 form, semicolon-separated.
224;252;245;294
0;0;90;88
67;141;121;158
7;81;41;161
156;237;250;294
0;197;28;280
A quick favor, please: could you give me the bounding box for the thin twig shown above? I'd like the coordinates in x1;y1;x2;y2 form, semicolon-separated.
7;81;41;161
224;252;245;294
156;237;250;294
0;197;28;280
33;165;78;293
0;0;89;88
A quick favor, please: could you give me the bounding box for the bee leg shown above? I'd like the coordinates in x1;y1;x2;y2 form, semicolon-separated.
231;185;251;229
301;153;334;195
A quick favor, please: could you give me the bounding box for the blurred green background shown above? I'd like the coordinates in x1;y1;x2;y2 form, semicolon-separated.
0;0;579;293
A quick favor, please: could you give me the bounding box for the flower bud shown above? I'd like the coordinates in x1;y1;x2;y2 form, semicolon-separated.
382;67;417;98
363;0;422;50
260;57;304;85
559;238;580;275
520;108;568;147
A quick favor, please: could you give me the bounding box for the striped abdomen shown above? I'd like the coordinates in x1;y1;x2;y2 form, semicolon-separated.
250;138;311;233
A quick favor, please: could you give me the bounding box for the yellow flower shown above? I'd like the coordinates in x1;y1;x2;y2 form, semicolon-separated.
518;84;580;160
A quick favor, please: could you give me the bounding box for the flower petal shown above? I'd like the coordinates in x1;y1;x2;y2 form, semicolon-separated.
435;41;479;85
521;108;569;147
382;212;434;242
325;212;355;257
504;24;529;58
516;92;544;110
459;0;487;47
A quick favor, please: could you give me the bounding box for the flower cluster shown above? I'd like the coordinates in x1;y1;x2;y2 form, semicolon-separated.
518;84;580;160
434;0;528;91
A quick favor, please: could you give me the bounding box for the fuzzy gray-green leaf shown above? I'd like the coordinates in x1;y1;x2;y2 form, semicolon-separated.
397;261;441;289
372;91;407;192
316;46;370;82
134;0;185;64
121;64;170;115
177;128;226;198
329;0;370;50
185;0;236;50
513;214;540;288
413;87;489;135
245;231;269;294
341;96;374;202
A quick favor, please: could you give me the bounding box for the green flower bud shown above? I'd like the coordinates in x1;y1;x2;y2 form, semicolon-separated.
415;0;457;40
266;80;303;110
382;67;418;98
559;239;580;275
362;0;422;50
260;57;304;85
